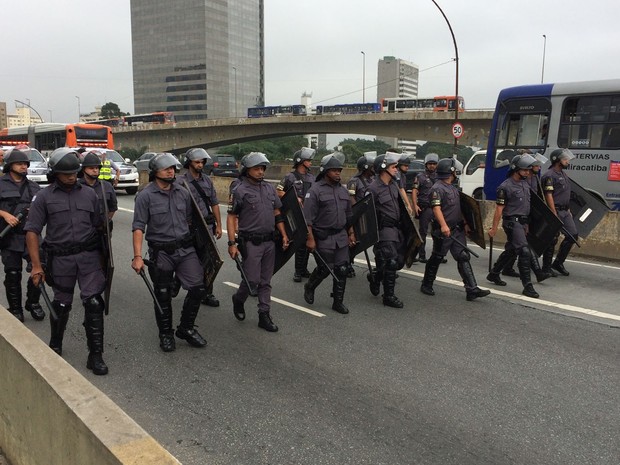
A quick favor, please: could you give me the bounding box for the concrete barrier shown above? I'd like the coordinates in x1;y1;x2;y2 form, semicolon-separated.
0;309;181;465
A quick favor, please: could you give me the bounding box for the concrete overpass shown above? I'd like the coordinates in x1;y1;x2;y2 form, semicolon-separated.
112;110;494;153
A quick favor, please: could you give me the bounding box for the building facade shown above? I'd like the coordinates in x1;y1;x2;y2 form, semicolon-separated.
0;104;44;129
0;102;7;130
130;0;264;122
377;56;419;151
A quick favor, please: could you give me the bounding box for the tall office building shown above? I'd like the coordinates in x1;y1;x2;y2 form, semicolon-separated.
130;0;264;122
376;56;419;151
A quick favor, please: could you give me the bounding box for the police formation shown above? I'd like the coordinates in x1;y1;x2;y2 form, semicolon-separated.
1;145;583;376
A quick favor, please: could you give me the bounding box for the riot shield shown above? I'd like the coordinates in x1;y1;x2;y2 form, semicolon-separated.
528;193;564;256
182;181;223;289
459;192;486;249
349;194;379;257
274;187;308;274
100;183;114;315
569;178;610;238
399;191;424;268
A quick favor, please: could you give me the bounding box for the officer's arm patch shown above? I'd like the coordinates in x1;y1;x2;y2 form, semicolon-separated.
430;190;442;207
496;188;507;205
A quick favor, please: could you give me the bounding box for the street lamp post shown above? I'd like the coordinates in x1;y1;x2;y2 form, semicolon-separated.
48;110;53;122
431;0;460;155
75;96;81;122
14;99;44;123
541;34;547;84
232;66;238;117
361;51;366;103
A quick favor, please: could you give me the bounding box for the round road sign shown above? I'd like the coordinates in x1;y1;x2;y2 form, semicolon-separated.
452;122;464;139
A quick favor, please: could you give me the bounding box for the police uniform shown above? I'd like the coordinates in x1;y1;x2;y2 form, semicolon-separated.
541;167;578;276
133;178;207;351
420;159;490;301
303;176;352;314
78;177;118;221
347;173;374;202
366;174;406;307
412;169;436;261
24;151;109;375
277;169;315;281
0;173;44;321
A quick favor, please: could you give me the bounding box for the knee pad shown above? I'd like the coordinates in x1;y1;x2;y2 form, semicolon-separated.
456;249;471;263
385;259;399;271
187;285;206;301
83;295;104;313
334;264;348;278
4;269;22;282
153;270;174;288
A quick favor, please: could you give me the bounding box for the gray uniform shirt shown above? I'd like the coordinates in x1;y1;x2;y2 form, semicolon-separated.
78;178;118;219
0;176;40;252
413;170;437;207
277;170;315;199
230;178;282;234
367;178;401;242
496;177;530;216
346;173;374;202
177;171;219;218
430;180;463;228
132;181;192;243
303;179;351;248
542;168;571;207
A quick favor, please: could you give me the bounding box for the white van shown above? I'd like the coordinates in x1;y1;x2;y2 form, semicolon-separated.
460;150;486;199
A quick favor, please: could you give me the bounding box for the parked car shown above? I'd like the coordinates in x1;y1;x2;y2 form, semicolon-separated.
133;152;158;165
204;154;239;177
1;145;49;186
97;149;139;194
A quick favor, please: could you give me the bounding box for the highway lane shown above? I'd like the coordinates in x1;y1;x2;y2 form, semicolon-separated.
7;193;620;465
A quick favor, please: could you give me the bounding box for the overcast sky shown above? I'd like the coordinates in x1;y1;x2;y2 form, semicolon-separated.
2;0;619;124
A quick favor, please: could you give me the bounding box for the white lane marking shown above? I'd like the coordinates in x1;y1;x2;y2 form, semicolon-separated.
223;282;325;317
117;207;134;213
354;258;620;323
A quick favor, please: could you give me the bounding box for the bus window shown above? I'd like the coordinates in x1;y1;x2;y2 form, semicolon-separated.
559;94;620;149
496;112;549;149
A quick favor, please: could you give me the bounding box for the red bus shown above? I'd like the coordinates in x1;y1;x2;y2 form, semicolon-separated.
0;123;114;152
433;96;465;112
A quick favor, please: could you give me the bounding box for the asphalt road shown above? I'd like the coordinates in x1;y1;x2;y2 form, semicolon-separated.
9;193;620;465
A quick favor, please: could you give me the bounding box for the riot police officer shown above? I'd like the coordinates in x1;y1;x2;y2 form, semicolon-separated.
227;153;290;332
303;153;356;314
487;154;542;298
366;152;406;308
25;148;109;375
420;158;490;301
541;149;578;276
276;147;315;282
0;147;44;322
131;153;208;352
411;153;439;263
177;147;222;307
396;153;413;214
78;150;118;223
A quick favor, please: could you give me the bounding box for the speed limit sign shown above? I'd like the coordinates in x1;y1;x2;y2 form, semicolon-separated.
452;122;464;139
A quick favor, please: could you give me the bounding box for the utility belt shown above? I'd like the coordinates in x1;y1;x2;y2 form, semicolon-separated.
503;215;529;225
556;205;570;211
148;233;194;254
238;231;275;245
44;233;101;257
313;227;344;241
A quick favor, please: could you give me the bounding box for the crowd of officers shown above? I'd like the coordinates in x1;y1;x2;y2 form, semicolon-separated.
0;144;579;376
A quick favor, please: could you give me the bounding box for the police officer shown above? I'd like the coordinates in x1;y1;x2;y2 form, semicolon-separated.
131;153;208;352
366;152;406;308
303;153;356;314
25;148;109;375
541;149;578;277
411;153;439;263
177;147;222;307
97;150;120;186
395;153;413;214
0;147;45;322
227;153;290;332
420;158;490;301
487;154;542;298
276;147;315;282
78;151;118;223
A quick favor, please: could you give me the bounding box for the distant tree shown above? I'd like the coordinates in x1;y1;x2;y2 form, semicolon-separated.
118;146;148;162
100;102;128;119
335;138;391;156
217;136;310;161
416;142;474;164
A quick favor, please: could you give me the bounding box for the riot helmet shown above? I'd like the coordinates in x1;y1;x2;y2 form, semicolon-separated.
183;147;211;168
2;147;30;174
48;148;81;174
316;152;345;181
240;152;270;176
549;148;575;165
532;153;548;167
397;154;411;167
149;152;182;173
293;147;316;167
80;151;103;168
436;158;463;180
509;153;536;172
373;152;400;173
424;153;440;165
356;151;377;172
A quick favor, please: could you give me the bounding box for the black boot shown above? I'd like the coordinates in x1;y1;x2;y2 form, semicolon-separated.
153;276;175;352
486;250;514;286
418;243;427;263
4;270;24;322
232;294;246;321
458;260;491;301
293;248;310;282
368;259;383;296
25;277;45;321
420;253;442;296
176;287;207;347
382;261;403;308
331;265;349;314
518;248;539;298
501;255;520;278
49;301;71;355
552;238;574;276
346;262;356;278
530;248;551;283
541;242;557;277
83;295;108;375
258;312;278;332
201;281;220;307
304;266;329;304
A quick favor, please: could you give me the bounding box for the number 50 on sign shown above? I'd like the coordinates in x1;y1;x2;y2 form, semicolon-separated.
452;122;464;139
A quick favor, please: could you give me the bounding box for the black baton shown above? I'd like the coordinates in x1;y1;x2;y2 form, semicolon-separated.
0;211;25;239
234;255;258;297
138;268;165;318
450;234;480;259
312;250;340;283
488;236;494;272
38;282;58;320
